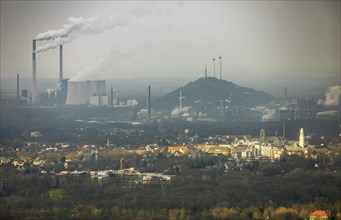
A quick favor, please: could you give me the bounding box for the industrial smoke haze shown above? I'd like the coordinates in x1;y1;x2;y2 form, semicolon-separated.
34;15;129;53
171;106;191;117
252;106;275;121
325;85;341;106
70;48;128;81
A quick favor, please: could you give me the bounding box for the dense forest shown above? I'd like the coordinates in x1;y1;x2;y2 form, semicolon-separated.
1;152;341;220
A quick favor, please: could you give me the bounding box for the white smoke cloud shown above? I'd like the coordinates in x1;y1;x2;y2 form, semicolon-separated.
47;88;55;95
253;105;275;121
171;106;191;116
325;85;341;106
35;36;74;53
34;15;129;53
316;110;339;117
33;2;184;54
70;48;129;81
262;109;275;121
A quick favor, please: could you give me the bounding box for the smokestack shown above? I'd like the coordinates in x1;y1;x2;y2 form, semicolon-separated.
205;65;207;79
32;40;37;103
147;85;151;119
179;89;183;110
219;56;222;80
283;121;286;138
213;58;216;78
17;74;20;100
284;87;288;98
110;87;114;107
59;45;63;85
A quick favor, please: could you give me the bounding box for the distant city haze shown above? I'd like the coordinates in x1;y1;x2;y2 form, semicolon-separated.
1;1;340;97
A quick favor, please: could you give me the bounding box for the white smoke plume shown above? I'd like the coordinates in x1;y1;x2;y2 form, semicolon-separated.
261;109;275;121
47;88;55;95
34;15;129;53
35;36;74;53
316;110;339;117
171;106;191;116
70;48;128;81
325;85;341;106
253;106;275;121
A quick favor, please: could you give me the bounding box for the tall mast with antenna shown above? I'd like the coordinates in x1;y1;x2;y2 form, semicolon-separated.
219;56;222;80
213;58;216;78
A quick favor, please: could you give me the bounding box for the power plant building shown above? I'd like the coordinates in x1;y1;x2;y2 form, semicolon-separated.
90;95;109;107
89;80;106;96
101;96;109;106
66;80;107;105
89;96;100;106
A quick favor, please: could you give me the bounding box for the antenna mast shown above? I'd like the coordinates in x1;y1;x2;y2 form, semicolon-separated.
178;89;185;116
213;58;216;78
219;56;222;80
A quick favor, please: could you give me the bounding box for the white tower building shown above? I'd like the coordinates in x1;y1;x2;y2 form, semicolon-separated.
299;128;305;148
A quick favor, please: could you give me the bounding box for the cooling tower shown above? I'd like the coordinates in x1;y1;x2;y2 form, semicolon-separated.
66;81;89;105
66;80;106;105
88;80;106;96
110;87;114;107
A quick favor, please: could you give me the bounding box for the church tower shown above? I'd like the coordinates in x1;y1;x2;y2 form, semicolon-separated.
260;129;266;143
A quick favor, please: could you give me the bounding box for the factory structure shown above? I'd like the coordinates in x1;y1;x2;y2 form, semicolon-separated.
27;38;339;122
30;39;114;107
66;80;107;106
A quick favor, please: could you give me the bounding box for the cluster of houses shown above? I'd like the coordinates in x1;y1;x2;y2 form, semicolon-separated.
0;128;323;184
1;128;315;175
145;130;312;160
0;156;50;168
53;168;174;186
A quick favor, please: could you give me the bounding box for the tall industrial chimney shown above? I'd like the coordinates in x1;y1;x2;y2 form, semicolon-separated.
179;89;183;110
147;85;151;119
32;40;37;103
110;87;114;107
17;74;20;100
59;45;63;86
284;87;288;98
219;56;222;80
213;58;216;78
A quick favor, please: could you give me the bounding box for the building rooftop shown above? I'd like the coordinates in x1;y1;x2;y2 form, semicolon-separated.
310;210;328;217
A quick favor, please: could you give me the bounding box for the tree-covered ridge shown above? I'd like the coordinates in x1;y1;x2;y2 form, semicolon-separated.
153;77;274;110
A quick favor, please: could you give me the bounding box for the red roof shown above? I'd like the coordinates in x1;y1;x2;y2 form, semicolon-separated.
310;210;328;217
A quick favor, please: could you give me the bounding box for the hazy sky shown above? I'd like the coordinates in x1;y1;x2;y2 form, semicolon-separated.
1;1;340;94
